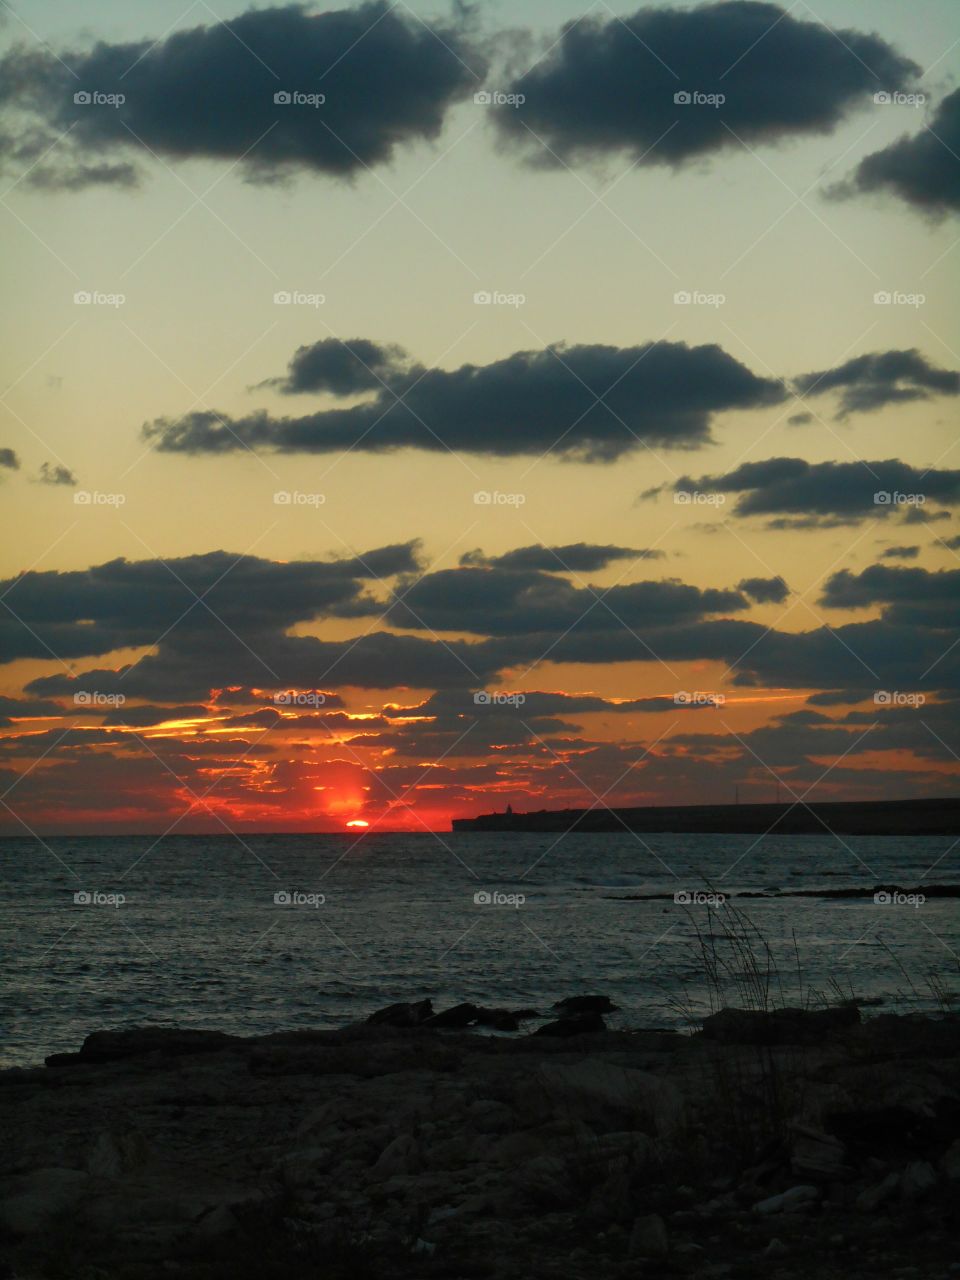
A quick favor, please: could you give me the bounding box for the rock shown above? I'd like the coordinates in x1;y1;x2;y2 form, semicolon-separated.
702;1005;859;1045
191;1204;239;1240
553;995;619;1015
424;1002;479;1029
0;1167;90;1234
856;1171;900;1212
474;1007;521;1031
900;1160;937;1202
366;999;433;1027
753;1184;820;1215
533;1012;606;1037
629;1212;668;1258
85;1130;148;1178
373;1134;420;1178
939;1139;960;1181
765;1237;789;1258
535;1058;684;1135
790;1124;852;1180
57;1027;238;1065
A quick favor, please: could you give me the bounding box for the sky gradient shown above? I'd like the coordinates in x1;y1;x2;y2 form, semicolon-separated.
1;0;958;832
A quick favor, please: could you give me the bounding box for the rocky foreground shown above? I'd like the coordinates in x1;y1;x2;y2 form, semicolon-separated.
1;1000;959;1279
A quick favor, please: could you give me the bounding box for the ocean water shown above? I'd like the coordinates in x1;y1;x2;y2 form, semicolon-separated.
1;831;958;1068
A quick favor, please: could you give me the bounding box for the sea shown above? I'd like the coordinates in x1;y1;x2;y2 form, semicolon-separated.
2;831;957;1068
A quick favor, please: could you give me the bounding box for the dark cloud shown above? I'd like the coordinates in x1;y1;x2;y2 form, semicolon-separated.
880;545;920;560
793;349;960;419
146;340;785;461
0;447;19;470
0;544;422;664
0;694;64;728
459;543;665;572
820;564;960;629
0;3;482;188
737;575;789;603
942;535;960;550
36;463;76;487
787;412;813;427
266;338;413;395
675;457;960;526
382;565;749;636
836;88;960;217
494;2;918;169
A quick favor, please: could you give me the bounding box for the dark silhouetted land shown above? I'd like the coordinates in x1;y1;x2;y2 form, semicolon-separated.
452;797;960;836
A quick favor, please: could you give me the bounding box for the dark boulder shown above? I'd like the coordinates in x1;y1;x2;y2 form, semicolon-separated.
552;995;619;1015
424;1002;480;1029
366;999;434;1028
700;1005;860;1045
64;1027;240;1065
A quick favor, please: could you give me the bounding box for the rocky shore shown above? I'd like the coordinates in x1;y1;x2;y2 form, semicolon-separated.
2;1001;959;1279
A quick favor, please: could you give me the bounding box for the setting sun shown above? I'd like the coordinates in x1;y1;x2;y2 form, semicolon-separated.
345;819;370;828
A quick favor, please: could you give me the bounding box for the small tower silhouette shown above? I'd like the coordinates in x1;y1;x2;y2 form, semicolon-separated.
506;803;513;816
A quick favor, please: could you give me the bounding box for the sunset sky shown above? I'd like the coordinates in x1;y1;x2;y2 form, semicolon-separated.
0;0;958;832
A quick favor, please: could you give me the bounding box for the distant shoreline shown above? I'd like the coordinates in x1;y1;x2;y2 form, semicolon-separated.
451;796;960;836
